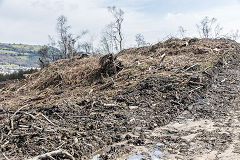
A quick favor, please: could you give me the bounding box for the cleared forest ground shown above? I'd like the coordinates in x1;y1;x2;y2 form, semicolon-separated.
123;47;240;159
0;38;239;160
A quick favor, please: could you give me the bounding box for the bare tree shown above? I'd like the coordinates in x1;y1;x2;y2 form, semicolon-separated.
100;36;110;54
107;6;124;51
196;16;223;38
100;36;112;54
38;46;50;69
78;42;93;54
56;15;70;59
178;26;187;38
38;36;61;68
228;30;240;41
39;15;88;68
47;35;60;61
135;33;146;47
214;24;223;38
66;33;87;57
100;23;117;54
56;15;88;59
84;35;96;55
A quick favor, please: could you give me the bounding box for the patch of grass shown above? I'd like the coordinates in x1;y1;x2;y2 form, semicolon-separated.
138;63;148;71
0;50;17;54
0;64;19;67
23;53;31;56
18;56;28;60
204;61;212;67
127;68;135;74
11;44;42;51
225;51;233;58
0;43;43;68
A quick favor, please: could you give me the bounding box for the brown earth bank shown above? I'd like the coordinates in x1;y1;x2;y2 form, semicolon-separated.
0;38;239;160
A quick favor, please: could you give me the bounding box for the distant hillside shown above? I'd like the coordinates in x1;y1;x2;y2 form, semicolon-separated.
0;43;42;68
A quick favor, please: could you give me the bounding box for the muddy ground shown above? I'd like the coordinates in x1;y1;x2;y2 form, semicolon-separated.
0;38;239;160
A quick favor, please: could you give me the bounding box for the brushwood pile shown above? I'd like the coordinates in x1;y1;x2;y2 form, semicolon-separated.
0;38;239;159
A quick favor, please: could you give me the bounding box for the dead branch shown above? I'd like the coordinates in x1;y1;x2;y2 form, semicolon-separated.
28;149;75;160
48;156;56;160
103;103;118;107
1;141;9;149
189;86;203;93
56;142;66;150
38;113;56;126
10;105;28;129
94;78;114;91
185;64;200;72
2;153;10;160
32;125;43;131
160;53;166;63
20;112;36;119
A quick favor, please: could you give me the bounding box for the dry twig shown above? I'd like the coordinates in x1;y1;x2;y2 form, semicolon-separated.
10;105;28;129
28;149;75;160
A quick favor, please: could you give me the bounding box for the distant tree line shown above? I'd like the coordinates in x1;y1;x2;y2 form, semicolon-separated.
178;16;240;40
0;69;38;82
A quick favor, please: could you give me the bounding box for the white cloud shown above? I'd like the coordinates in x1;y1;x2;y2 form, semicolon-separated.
0;0;239;46
123;2;240;45
160;3;240;38
0;0;111;45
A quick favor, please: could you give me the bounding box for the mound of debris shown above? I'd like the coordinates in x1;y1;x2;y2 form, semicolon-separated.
0;38;239;159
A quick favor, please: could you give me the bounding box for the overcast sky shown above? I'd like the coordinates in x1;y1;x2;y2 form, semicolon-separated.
0;0;240;47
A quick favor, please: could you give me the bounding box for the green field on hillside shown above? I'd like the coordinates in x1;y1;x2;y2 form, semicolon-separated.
0;43;42;67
